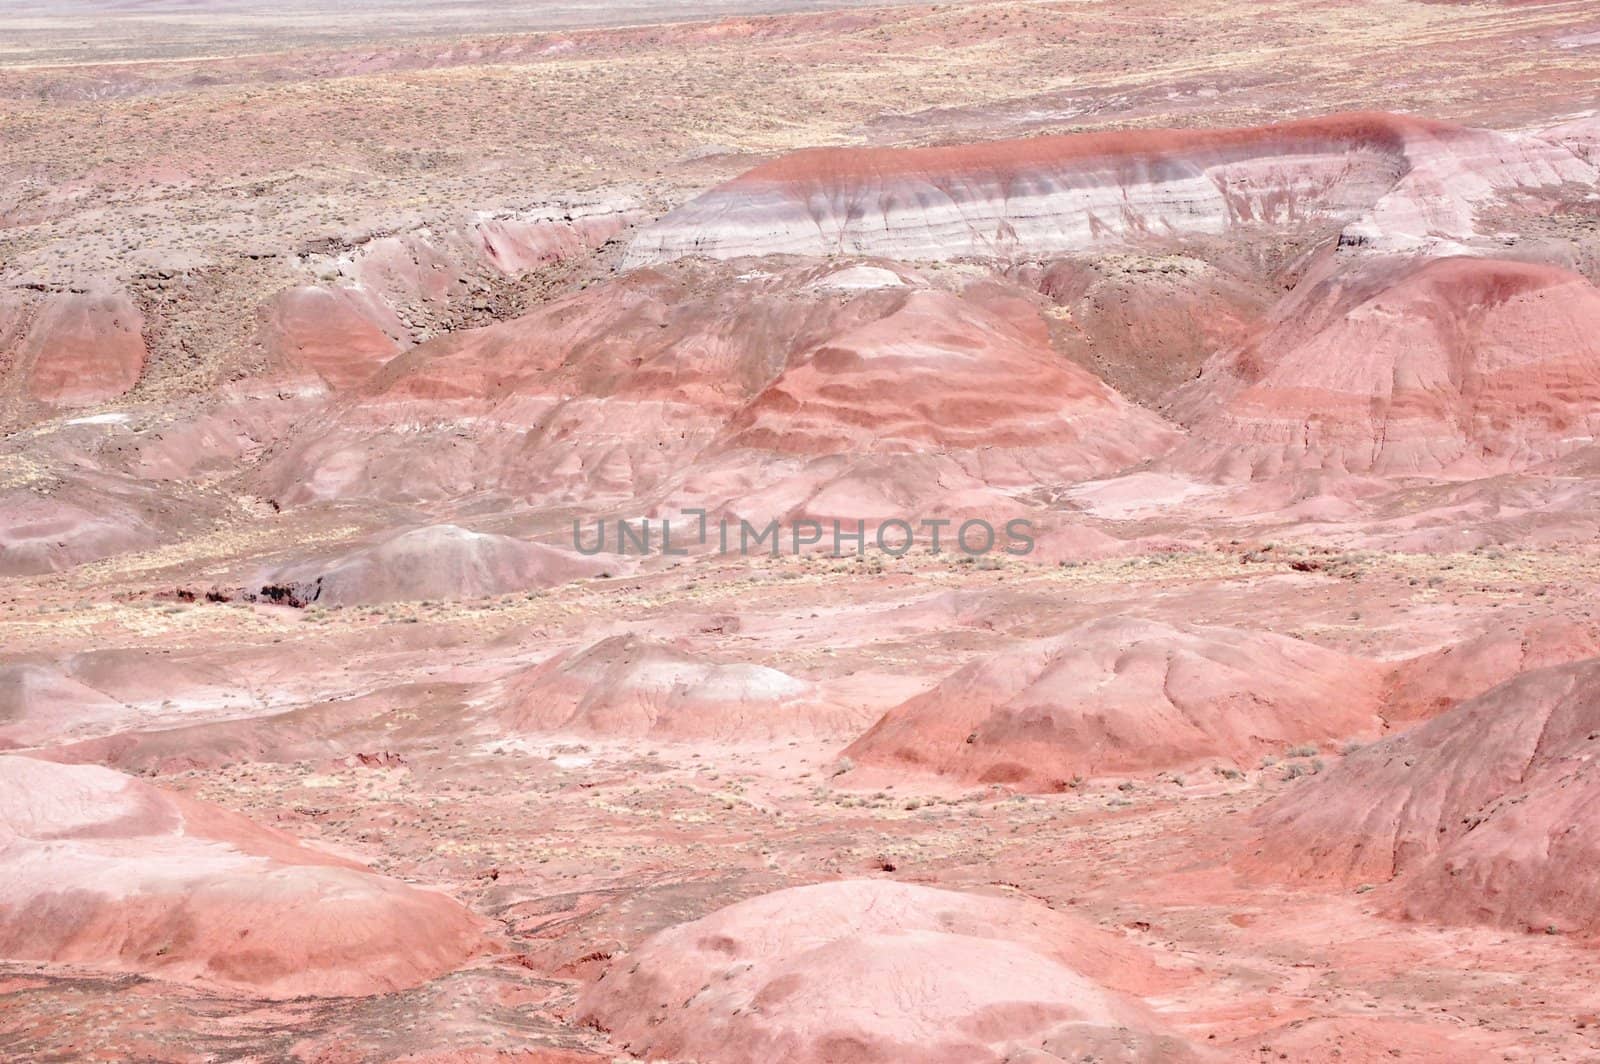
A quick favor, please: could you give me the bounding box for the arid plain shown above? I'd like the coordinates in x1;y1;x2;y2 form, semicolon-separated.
4;1;1600;1061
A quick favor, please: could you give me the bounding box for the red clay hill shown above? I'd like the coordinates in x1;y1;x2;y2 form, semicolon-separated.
843;617;1382;790
1247;658;1600;942
1170;257;1600;478
0;755;489;997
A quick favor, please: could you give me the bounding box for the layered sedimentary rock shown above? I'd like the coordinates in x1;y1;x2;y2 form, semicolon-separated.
1170;257;1600;477
1397;757;1600;941
0;664;132;750
625;114;1595;266
1249;659;1600;940
50;683;471;776
259;285;405;390
845;617;1380;789
0;390;307;575
336;197;643;308
0;289;146;410
0;755;487;996
0;649;269;751
256;263;1176;514
495;634;864;740
255;195;642;391
1015;253;1272;406
578;879;1197;1063
255;263;871;506
668;281;1178;530
720;286;1165;455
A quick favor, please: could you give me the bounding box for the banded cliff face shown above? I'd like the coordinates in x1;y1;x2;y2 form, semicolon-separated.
625;113;1595;265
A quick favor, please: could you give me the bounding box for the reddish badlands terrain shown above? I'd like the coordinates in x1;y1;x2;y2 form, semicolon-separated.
4;0;1600;1061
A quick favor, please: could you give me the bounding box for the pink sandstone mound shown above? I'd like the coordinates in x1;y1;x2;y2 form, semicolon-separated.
0;289;146;408
624;113;1594;265
0;755;489;996
1249;658;1600;940
254;524;611;606
664;282;1177;531
496;634;867;741
48;682;470;777
360;261;916;416
576;879;1199;1064
1171;257;1600;477
1395;752;1600;941
0;642;335;753
844;617;1382;789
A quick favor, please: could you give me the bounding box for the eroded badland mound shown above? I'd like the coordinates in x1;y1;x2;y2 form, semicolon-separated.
843;617;1382;789
254;264;1177;521
0;755;489;997
6;0;1600;1059
577;879;1201;1064
1248;659;1600;940
493;634;869;741
624;113;1594;266
254;524;612;607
